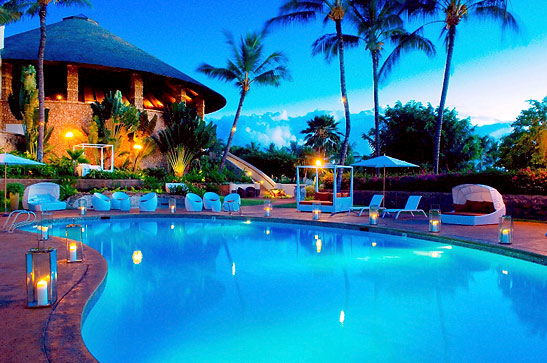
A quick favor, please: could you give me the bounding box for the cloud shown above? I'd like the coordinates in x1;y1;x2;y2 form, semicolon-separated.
271;110;289;121
244;125;297;147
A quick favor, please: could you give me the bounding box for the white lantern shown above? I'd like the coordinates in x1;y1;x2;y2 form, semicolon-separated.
498;215;513;244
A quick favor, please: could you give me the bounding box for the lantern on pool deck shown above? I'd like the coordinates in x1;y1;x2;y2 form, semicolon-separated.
169;198;176;214
65;224;84;263
264;201;272;217
78;198;87;216
38;212;51;241
498;215;513;244
429;208;442;233
312;202;321;221
26;248;57;307
369;205;379;225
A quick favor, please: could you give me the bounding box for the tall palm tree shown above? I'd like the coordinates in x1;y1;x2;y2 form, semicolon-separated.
267;0;353;168
301;114;342;159
22;0;90;162
406;0;517;173
312;0;435;157
198;31;290;172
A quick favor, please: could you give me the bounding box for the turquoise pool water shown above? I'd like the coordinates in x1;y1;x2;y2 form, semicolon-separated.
44;218;547;362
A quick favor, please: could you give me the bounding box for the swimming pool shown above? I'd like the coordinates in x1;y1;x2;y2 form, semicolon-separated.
46;218;547;362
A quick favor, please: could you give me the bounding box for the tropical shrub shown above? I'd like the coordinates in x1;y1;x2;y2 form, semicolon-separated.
84;169;141;180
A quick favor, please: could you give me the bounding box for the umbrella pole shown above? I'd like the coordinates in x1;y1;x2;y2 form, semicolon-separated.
4;164;7;216
382;167;386;208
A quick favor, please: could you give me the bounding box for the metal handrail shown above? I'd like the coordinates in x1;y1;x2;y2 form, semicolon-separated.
2;210;37;233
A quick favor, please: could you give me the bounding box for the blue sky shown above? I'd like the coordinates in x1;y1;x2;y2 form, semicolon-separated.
4;0;546;153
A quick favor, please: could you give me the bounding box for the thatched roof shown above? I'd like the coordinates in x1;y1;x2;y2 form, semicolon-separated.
2;14;225;113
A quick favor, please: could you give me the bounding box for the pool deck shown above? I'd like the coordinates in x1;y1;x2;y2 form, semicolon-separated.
1;200;546;362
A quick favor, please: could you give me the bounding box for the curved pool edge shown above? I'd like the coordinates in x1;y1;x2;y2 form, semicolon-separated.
44;234;108;363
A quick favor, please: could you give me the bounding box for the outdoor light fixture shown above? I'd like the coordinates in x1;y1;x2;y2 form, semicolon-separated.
132;250;143;264
429;206;441;233
169;198;176;213
315;159;322;167
78;198;87;216
39;212;51;241
498;215;513;244
65;224;84;263
65;131;74;138
133;144;143;150
312;202;321;221
26;247;57;307
264;201;272;217
369;205;379;225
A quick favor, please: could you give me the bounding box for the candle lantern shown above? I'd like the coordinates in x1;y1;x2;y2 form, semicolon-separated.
429;208;442;233
78;198;87;216
312;202;321;221
369;205;379;225
65;224;84;263
26;248;57;307
169;198;176;214
498;215;513;244
38;212;51;241
264;201;272;217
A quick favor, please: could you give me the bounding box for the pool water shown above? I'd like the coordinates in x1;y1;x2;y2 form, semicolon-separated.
45;218;547;362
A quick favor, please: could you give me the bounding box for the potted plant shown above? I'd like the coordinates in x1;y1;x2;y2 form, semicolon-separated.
7;183;24;211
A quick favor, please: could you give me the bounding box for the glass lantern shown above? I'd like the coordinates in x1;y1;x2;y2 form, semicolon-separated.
429;208;442;233
498;215;513;244
264;200;272;217
65;224;84;263
38;212;51;241
26;248;57;307
312;202;321;221
369;205;379;225
169;198;176;214
78;198;87;216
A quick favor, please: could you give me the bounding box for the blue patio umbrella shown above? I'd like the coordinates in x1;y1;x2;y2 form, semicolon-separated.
0;153;44;215
351;155;419;207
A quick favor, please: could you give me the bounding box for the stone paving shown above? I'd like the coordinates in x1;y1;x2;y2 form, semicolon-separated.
0;200;546;362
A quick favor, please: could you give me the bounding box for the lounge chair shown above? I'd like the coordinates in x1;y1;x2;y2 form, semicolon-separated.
92;192;111;211
222;193;241;215
185;193;203;212
22;182;67;212
348;194;384;216
203;192;222;212
139;192;157;212
111;191;131;212
382;195;426;220
442;184;506;225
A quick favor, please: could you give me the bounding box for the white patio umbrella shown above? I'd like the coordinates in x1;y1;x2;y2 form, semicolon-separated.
351;155;419;207
0;153;44;215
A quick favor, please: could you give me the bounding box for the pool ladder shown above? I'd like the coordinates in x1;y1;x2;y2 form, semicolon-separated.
2;210;37;233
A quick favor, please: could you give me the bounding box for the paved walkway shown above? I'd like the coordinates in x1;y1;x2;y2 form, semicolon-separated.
1;200;546;362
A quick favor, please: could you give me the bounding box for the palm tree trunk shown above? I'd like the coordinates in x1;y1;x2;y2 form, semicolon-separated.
336;19;351;167
372;50;380;157
219;92;246;172
336;19;351;192
433;26;456;174
36;4;47;162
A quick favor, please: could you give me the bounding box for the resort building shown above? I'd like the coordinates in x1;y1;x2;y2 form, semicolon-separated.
0;14;225;165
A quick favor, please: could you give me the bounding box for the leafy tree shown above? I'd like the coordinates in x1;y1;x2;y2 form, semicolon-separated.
497;97;547;170
63;148;89;176
197;31;290;172
404;0;518;173
132;111;158;172
313;0;435;157
301;115;342;159
154;102;217;177
267;0;353;168
366;100;482;170
21;0;91;162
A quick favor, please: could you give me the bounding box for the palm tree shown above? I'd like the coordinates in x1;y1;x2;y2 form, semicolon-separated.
267;0;353;168
301;114;342;159
312;0;435;157
405;0;517;173
198;31;291;172
22;0;90;162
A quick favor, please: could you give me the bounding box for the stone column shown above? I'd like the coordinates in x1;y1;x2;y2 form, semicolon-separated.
66;64;78;102
130;72;143;109
1;62;12;101
174;85;187;104
195;95;205;119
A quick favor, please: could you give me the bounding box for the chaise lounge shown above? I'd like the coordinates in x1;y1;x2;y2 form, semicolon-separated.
22;182;67;212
